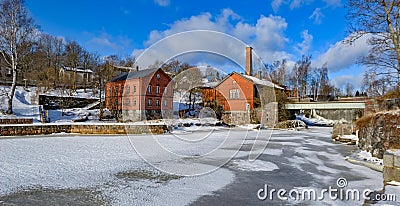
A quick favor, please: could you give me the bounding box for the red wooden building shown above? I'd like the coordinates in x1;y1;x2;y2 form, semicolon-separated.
105;68;173;121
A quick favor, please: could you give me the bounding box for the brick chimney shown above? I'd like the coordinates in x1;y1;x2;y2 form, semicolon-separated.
245;46;253;76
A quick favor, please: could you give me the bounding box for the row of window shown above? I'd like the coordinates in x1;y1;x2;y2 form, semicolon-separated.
147;85;167;94
146;99;167;107
109;99;168;108
109;85;168;96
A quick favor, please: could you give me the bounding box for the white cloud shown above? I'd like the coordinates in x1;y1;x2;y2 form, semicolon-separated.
86;32;132;55
294;30;313;55
331;74;363;90
322;0;341;7
313;34;371;72
134;9;290;69
271;0;285;12
290;0;306;9
309;8;325;24
272;0;341;11
154;0;170;7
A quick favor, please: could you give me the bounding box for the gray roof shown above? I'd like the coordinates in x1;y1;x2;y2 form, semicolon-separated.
108;68;158;82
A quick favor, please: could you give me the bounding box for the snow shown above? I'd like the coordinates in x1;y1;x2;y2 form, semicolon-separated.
339;135;358;141
0;87;41;122
242;74;284;89
229;159;279;172
0;86;107;124
296;113;335;126
0;134;236;205
348;150;384;166
0;127;397;205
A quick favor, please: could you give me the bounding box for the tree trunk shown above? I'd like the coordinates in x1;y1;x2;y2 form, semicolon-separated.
7;67;17;114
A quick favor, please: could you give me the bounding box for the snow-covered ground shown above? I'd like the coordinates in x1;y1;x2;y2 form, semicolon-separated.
0;86;102;123
0;128;398;205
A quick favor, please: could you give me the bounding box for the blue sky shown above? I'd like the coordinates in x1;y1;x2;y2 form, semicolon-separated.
25;0;369;91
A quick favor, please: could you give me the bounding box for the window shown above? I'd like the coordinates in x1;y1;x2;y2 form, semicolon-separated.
125;98;130;106
233;80;237;84
148;85;152;94
115;86;119;96
109;99;113;107
229;89;240;99
156;85;160;94
115;99;118;109
164;100;167;106
156;99;160;106
156;74;161;80
126;85;130;94
164;86;167;94
133;85;136;93
121;86;124;95
148;99;152;106
133;99;137;106
246;103;250;111
109;87;113;96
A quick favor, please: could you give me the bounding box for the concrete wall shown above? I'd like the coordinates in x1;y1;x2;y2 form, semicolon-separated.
0;124;168;137
316;108;364;122
383;149;400;183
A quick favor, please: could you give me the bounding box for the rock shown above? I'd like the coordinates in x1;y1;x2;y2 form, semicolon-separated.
275;120;307;129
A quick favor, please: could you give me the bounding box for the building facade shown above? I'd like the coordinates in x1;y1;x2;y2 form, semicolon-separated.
105;68;173;121
202;47;280;126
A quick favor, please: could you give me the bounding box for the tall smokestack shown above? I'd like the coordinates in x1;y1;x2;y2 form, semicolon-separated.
245;46;253;76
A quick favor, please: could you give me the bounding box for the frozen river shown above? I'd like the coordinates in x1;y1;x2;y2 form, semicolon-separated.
0;127;398;205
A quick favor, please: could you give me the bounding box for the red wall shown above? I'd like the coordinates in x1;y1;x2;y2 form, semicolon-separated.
215;73;254;111
105;69;173;112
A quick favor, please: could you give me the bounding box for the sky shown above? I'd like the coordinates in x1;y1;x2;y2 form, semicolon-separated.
25;0;370;91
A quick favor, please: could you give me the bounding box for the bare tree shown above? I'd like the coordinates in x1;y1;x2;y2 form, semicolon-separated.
267;59;287;85
0;0;36;114
345;82;355;97
173;66;202;112
347;0;400;90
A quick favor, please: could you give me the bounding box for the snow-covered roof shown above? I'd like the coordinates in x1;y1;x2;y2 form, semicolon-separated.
62;66;93;73
215;72;284;90
202;81;219;88
242;75;285;90
108;68;159;82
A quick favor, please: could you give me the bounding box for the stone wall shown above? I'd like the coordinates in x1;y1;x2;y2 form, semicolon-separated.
221;102;278;127
39;95;99;110
0;124;168;137
332;122;356;139
356;110;400;158
221;111;251;125
0;118;33;124
383;149;400;183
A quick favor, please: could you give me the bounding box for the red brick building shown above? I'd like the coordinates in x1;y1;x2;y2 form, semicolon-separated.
105;68;173;121
202;47;281;126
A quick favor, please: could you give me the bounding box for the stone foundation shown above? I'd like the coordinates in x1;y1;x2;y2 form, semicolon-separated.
383;149;400;183
221;111;251;125
0;118;33;124
332;122;356;140
356;110;400;158
221;102;278;127
0;124;168;137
